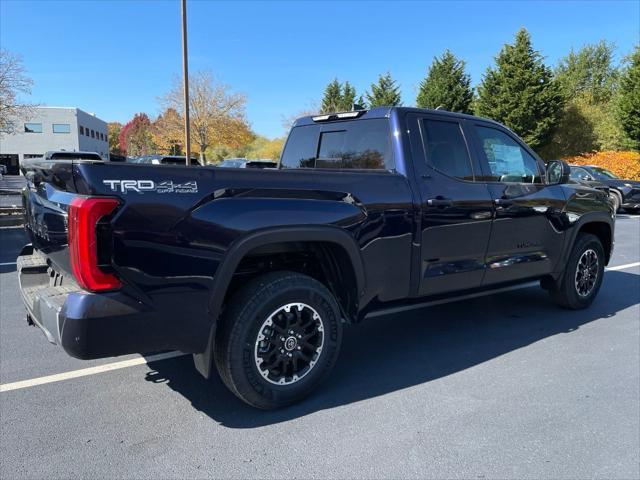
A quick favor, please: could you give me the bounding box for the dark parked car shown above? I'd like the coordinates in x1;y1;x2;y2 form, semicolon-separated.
18;107;614;409
131;154;201;166
218;158;278;169
568;165;611;196
569;164;640;213
108;153;127;162
44;150;103;161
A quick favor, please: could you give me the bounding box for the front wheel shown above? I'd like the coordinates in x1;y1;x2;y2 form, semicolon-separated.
609;191;622;213
549;233;605;309
214;271;343;409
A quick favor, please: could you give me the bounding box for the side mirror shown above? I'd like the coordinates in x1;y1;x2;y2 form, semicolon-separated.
546;160;571;185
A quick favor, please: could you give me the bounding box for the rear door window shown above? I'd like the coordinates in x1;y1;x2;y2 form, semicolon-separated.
421;119;474;181
281;119;393;170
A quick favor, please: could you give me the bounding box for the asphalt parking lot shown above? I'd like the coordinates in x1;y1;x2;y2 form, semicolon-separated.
1;217;639;479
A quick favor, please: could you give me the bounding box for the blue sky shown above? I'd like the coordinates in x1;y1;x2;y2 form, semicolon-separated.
1;0;638;139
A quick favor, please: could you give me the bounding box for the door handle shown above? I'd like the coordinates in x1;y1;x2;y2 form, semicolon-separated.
427;197;453;207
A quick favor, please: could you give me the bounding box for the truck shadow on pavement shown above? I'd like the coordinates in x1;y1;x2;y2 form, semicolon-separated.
144;270;639;428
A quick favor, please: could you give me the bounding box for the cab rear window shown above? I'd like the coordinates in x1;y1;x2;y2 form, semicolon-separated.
281;119;393;170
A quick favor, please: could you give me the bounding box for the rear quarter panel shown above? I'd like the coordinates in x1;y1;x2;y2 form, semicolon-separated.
76;163;416;323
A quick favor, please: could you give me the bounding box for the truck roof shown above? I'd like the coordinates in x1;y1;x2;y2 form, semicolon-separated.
293;106;502;128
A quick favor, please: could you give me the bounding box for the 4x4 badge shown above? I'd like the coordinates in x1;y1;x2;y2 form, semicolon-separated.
103;180;198;194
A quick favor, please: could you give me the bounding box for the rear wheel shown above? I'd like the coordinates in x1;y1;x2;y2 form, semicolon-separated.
214;271;343;409
549;233;605;309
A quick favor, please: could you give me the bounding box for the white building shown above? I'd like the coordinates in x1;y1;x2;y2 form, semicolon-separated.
0;107;109;174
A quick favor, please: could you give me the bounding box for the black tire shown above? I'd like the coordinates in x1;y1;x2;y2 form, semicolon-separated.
624;208;640;215
214;271;343;409
549;233;605;309
609;190;622;213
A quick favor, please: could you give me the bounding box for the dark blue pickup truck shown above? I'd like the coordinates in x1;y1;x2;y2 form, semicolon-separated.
18;107;614;409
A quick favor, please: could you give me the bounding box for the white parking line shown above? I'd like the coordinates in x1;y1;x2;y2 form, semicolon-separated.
606;261;640;271
0;262;17;266
0;351;187;393
1;260;639;394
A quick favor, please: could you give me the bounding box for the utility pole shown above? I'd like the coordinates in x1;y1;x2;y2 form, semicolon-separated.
181;0;191;165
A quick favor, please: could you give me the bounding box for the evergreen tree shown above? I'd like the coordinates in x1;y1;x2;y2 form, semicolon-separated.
340;81;357;111
320;79;343;113
617;46;640;149
365;72;402;108
416;50;473;113
320;79;360;113
475;28;563;151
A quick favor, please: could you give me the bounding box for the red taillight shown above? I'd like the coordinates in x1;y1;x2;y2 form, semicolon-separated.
68;197;122;292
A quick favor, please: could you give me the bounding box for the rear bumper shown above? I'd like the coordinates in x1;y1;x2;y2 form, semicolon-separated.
18;246;72;345
18;245;213;360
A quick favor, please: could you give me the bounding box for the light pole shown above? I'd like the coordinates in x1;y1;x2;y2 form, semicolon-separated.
181;0;191;165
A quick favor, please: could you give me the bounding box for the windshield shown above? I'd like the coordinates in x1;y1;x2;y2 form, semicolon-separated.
246;161;277;169
160;157;186;165
219;160;246;168
49;152;102;160
589;167;618;180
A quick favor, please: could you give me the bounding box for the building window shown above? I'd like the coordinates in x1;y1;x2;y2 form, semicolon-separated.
99;132;104;141
24;123;43;133
79;126;84;135
91;130;95;138
52;123;71;134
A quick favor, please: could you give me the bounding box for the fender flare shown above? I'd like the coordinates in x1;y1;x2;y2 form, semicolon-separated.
208;225;366;321
561;211;614;269
194;225;365;379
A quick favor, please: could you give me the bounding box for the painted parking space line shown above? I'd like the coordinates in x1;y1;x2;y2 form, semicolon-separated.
606;261;640;271
1;260;639;394
0;351;187;393
0;262;17;266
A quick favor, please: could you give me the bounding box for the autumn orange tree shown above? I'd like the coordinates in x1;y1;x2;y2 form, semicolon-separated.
563;151;640;180
107;122;123;155
161;71;251;163
118;113;155;156
152;108;183;155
